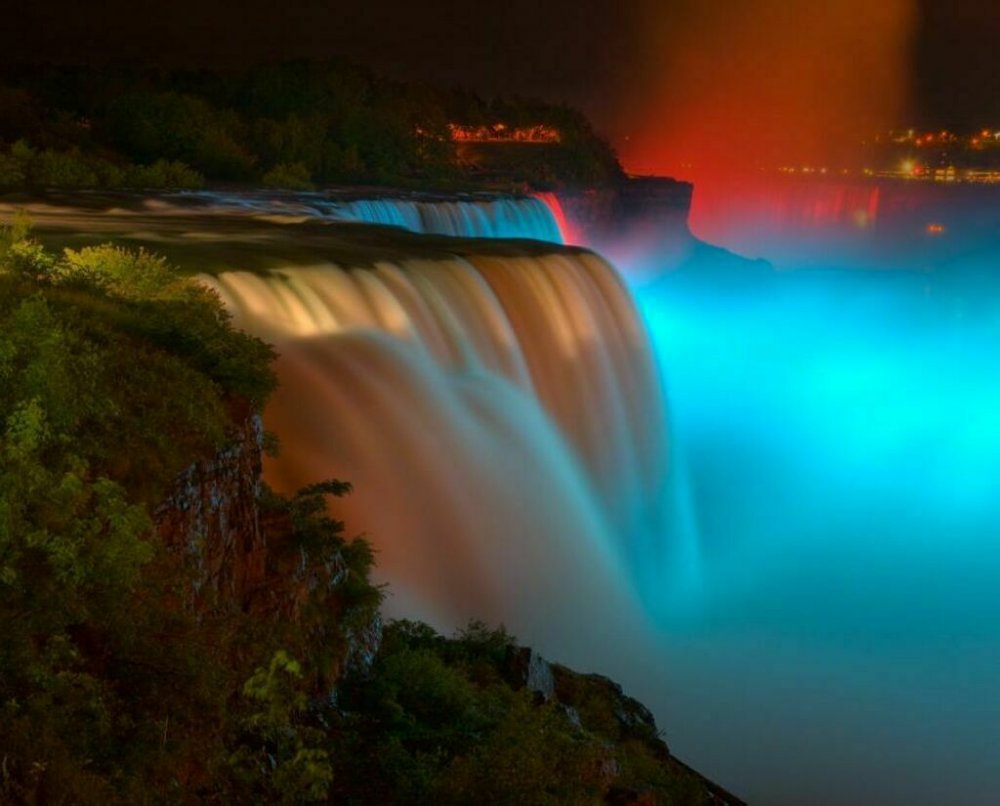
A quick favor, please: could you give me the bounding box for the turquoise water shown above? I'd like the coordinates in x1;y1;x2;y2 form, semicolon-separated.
627;218;1000;803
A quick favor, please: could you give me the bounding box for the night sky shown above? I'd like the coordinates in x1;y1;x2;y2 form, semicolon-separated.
4;1;998;135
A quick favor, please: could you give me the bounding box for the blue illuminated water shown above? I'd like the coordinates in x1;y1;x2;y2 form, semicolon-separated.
625;183;1000;805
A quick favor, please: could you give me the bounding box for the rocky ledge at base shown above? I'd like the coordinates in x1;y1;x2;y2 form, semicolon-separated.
506;646;747;806
153;411;746;805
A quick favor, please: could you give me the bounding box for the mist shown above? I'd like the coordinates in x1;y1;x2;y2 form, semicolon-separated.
616;0;918;179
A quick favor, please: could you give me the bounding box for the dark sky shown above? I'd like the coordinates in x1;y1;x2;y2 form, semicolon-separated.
4;1;999;133
914;1;1000;128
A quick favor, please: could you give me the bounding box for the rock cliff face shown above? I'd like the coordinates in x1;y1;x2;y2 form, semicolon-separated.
154;412;268;602
506;646;747;806
153;409;383;676
559;177;694;247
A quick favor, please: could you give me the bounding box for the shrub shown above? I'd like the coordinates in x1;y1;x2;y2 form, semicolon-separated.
32;148;99;188
262;161;316;190
124;159;205;189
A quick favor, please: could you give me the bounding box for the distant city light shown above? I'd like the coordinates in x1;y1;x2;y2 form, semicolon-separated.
446;123;562;144
755;125;1000;184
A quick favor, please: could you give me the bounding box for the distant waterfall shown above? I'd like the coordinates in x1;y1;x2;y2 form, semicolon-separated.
337;197;564;242
203;249;687;634
185;191;564;243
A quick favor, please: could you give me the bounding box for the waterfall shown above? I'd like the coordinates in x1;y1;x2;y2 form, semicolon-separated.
202;247;690;638
336;197;564;241
183;191;565;243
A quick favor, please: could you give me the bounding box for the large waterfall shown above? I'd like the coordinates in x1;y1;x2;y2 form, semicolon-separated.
204;244;689;640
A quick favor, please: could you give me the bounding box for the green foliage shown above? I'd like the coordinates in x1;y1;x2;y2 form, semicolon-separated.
59;244;176;296
0;140;205;191
103;91;255;180
263;161;316;190
0;152;26;188
123;159;205;189
32;148;99;187
57;244;275;406
255;479;382;687
229;651;334;803
0;62;621;190
0;218;286;800
437;694;606;805
327;619;714;804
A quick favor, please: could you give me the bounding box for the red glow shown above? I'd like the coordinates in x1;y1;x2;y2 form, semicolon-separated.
615;1;916;188
926;223;945;234
687;175;883;247
534;192;583;246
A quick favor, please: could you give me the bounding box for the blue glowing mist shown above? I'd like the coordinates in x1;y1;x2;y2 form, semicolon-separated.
623;183;1000;805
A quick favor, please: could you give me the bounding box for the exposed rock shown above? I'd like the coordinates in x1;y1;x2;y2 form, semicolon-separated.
560;703;583;730
153;407;383;678
504;643;747;806
558;176;694;248
505;646;556;702
153;411;268;602
344;611;384;677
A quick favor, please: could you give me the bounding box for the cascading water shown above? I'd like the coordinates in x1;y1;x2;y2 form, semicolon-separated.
183;191;565;243
203;247;694;637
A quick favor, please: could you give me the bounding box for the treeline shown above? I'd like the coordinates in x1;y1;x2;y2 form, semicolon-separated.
0;61;623;191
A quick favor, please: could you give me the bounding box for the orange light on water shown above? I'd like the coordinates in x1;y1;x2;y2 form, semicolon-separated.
926;223;945;235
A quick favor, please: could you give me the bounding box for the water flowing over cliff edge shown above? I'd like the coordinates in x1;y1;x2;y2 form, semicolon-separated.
14;190;697;654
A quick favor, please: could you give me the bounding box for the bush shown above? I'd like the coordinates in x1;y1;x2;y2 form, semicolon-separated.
32;148;99;188
0;152;26;188
262;161;316;190
124;159;205;189
0;140;33;188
